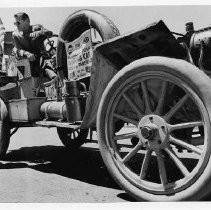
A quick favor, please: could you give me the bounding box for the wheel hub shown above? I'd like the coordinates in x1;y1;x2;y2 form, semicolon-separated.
137;115;169;149
141;125;156;140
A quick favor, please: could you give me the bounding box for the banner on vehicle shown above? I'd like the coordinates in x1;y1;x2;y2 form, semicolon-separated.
65;30;93;80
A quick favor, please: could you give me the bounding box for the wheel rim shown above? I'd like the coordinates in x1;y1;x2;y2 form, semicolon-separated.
104;71;211;195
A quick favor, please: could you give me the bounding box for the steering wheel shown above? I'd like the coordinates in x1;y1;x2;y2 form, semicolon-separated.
44;34;58;57
39;34;58;67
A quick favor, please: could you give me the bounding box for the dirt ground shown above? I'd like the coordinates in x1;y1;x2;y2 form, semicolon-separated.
1;127;211;203
0;127;135;203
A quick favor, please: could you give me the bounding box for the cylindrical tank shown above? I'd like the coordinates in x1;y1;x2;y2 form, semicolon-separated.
40;101;67;120
40;98;85;122
190;28;211;50
189;26;211;68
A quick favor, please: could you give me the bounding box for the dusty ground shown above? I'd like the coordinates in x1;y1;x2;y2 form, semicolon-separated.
0;127;135;203
1;127;211;203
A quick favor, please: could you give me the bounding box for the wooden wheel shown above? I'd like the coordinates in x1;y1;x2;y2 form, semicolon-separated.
97;56;211;201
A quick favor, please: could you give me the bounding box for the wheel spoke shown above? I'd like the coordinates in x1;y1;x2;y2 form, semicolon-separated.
114;113;138;126
141;81;151;113
155;81;168;115
155;150;168;186
164;95;189;121
165;147;190;177
122;143;142;163
133;89;145;113
168;121;203;132
123;93;144;118
170;136;203;155
114;132;137;141
140;149;152;179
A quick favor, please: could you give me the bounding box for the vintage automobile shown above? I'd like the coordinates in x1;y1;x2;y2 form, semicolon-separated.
1;9;211;201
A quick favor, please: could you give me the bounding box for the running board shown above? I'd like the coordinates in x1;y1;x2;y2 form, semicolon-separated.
35;120;81;129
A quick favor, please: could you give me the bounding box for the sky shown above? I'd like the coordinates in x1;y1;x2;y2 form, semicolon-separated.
1;1;211;37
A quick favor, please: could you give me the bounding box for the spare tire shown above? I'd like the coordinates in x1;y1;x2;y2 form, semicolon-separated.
56;9;120;77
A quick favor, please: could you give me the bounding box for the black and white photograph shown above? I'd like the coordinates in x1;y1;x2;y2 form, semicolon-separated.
1;0;211;207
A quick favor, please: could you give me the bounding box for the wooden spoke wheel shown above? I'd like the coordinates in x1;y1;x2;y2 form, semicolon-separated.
97;57;211;201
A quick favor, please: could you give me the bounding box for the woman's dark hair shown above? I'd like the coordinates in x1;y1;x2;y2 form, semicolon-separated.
14;12;30;21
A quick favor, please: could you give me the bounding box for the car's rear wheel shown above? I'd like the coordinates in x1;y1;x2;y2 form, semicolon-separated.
57;127;89;150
